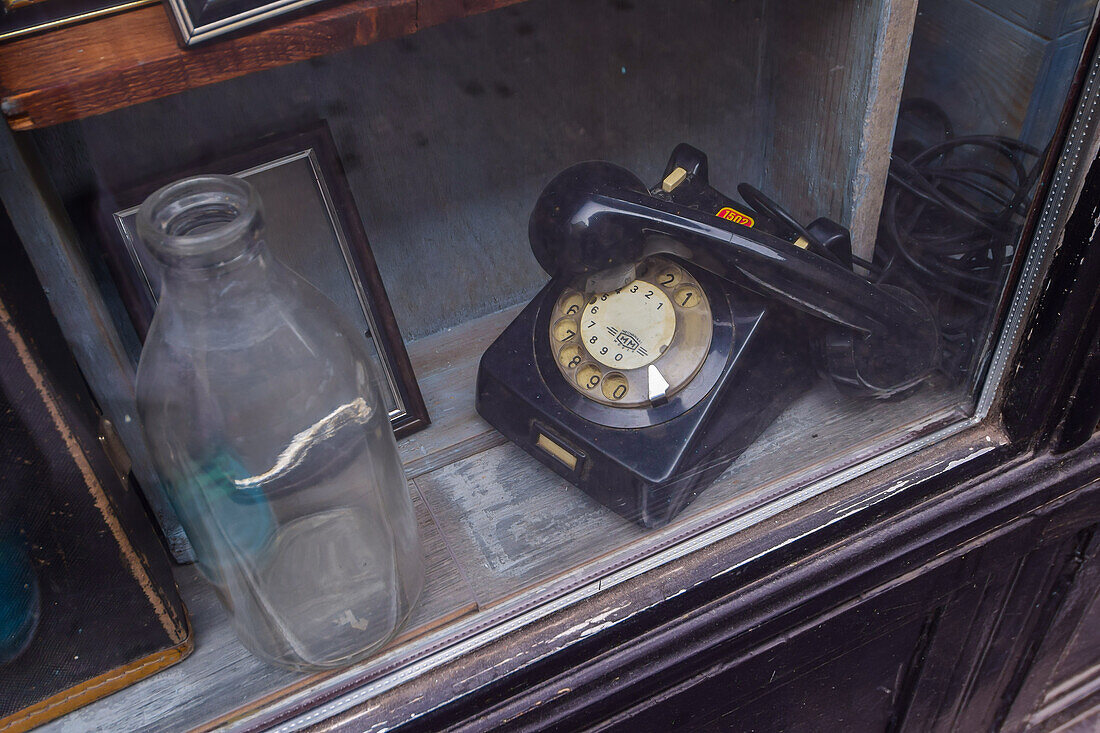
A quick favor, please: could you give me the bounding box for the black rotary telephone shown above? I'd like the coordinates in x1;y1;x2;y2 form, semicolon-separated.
476;144;940;528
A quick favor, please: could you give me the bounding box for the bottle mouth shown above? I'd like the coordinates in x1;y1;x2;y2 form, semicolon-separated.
137;175;263;269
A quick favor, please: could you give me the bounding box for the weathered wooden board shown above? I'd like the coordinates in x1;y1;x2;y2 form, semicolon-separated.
415;375;966;607
33;279;973;731
0;123;195;559
37;486;476;733
762;0;919;261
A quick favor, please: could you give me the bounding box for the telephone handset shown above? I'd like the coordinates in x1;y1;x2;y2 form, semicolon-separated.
477;145;940;528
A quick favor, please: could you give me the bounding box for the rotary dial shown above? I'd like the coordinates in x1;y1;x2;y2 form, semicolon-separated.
549;257;713;407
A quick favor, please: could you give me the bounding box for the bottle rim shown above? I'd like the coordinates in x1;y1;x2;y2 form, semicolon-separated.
136;174;263;268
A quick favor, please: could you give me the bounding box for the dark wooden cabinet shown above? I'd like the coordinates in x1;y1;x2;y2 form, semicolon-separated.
4;1;1100;731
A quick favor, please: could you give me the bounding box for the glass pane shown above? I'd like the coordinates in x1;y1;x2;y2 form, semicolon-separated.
881;0;1093;394
7;0;1096;725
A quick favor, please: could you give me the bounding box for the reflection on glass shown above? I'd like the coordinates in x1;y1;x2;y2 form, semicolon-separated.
876;99;1041;386
876;0;1096;391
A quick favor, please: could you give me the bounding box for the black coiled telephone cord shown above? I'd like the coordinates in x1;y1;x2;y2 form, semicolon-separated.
873;99;1042;382
740;98;1042;385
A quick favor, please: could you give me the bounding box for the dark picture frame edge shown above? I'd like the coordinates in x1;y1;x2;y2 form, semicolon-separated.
94;120;430;439
0;0;156;42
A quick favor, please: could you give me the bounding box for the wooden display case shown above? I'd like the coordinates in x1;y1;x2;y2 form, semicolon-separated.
3;0;1100;730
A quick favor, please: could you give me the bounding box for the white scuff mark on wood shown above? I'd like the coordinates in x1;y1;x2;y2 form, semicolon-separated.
833;442;998;519
546;602;633;644
943;445;996;472
664;587;688;601
486;650;529;673
453;649;533;689
577;619;619;639
833;478;913;519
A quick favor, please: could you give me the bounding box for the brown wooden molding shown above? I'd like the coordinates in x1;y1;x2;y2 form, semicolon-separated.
0;0;525;130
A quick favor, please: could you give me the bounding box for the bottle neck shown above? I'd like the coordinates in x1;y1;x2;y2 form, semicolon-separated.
138;174;266;275
137;175;286;329
158;244;275;303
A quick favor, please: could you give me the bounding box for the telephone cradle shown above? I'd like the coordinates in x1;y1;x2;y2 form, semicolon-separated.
476;144;940;529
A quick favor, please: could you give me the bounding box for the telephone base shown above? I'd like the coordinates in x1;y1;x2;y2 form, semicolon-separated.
476;276;813;528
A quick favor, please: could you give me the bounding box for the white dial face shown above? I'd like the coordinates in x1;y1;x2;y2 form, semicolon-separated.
580;284;675;370
550;257;713;408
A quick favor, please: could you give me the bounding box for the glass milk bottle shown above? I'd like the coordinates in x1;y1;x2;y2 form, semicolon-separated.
134;175;423;671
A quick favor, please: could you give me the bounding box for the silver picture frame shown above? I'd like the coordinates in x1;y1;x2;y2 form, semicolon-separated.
164;0;329;45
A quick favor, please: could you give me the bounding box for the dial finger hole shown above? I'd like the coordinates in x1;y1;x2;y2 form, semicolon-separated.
655;266;680;289
601;372;629;401
552;317;579;343
673;284;701;308
558;291;585;317
558;344;584;370
576;364;602;391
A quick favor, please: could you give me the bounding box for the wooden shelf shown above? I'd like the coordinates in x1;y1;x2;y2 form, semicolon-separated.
0;0;522;130
37;302;970;732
